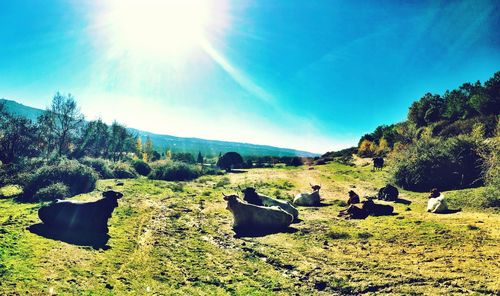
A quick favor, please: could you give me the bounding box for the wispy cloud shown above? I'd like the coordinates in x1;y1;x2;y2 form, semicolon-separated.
199;38;274;103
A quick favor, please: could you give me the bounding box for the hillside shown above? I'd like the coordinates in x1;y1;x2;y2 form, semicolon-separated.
0;98;319;157
0;162;498;294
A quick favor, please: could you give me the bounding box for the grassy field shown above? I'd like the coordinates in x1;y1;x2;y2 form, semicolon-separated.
0;161;498;295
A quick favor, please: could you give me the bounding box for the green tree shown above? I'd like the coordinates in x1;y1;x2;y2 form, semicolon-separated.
408;93;444;126
45;92;84;156
135;137;143;158
74;119;109;158
217;152;244;171
197;151;204;164
172;152;195;164
109;122;135;161
0;104;39;164
144;136;154;162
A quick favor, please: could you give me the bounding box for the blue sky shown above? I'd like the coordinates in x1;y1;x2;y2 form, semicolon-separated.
0;0;499;153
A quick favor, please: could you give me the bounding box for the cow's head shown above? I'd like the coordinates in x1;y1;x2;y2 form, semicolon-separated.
310;183;321;191
429;188;440;198
103;190;123;199
241;187;256;196
223;193;239;210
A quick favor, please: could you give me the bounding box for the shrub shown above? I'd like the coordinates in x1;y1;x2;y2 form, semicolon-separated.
79;157;115;179
148;162;200;181
217;152;244;171
392;136;483;192
201;166;224;176
112;161;138;179
478;126;500;208
22;159;97;201
0;185;23;198
131;160;152;176
35;183;69;202
0;157;49;186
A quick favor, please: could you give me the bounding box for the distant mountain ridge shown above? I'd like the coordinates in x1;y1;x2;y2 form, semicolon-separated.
0;98;319;157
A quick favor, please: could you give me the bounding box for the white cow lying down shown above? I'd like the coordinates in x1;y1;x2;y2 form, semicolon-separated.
241;187;299;221
427;194;448;213
224;194;293;231
293;184;321;206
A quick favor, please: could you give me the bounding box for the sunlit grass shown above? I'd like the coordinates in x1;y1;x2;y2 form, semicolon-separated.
0;162;498;294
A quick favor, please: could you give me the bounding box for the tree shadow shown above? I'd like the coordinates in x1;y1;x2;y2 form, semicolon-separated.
233;226;298;238
295;202;334;208
228;169;248;174
27;223;111;250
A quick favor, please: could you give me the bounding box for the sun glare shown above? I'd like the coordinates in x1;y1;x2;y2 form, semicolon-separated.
102;0;217;59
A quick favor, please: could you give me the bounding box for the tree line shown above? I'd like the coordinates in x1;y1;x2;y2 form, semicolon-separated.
357;71;499;157
0;93;137;165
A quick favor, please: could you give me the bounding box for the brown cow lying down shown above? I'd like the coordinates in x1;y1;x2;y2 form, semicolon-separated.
224;194;293;232
338;198;393;219
347;190;360;205
38;190;123;233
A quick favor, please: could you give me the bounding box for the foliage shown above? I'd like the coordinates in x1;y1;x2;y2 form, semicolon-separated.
108;122;137;161
392;137;483;192
22;159;97;201
408;93;445;127
112;161;138;179
201;166;225;176
42;93;84;156
0;185;23;198
148;161;200;181
197;151;204;164
172;152;196;164
217;152;244;171
131;159;152;176
477;122;500;208
358;139;376;157
34;182;69;202
79;157;115;179
0;104;39;164
73;119;109;158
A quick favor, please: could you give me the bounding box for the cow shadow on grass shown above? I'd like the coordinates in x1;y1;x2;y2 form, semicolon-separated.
233;226;298;238
297;202;335;208
27;223;111;250
394;198;412;205
434;209;462;214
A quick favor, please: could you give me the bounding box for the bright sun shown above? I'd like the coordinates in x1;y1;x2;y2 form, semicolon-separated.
101;0;217;59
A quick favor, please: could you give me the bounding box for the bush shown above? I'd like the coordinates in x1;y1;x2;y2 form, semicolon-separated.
35;183;69;202
148;162;200;181
392;136;483;192
132;160;151;176
79;157;115;179
0;157;49;186
112;162;138;179
217;152;244;171
201;166;224;176
22;159;98;201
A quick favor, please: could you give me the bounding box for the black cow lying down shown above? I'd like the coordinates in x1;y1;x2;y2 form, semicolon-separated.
38;190;123;233
338;198;394;219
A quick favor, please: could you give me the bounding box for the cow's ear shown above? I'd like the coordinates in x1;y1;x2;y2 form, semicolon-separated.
116;192;124;199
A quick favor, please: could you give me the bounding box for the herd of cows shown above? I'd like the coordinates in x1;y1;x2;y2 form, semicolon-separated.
34;157;451;238
34;183;406;237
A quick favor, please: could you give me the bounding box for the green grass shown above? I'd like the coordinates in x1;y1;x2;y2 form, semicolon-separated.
0;162;498;294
